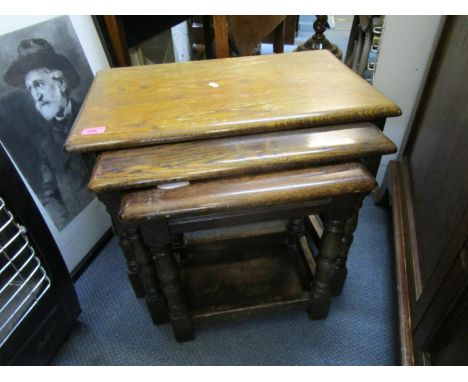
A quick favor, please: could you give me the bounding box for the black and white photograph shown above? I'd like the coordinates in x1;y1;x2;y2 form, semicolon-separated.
0;16;95;231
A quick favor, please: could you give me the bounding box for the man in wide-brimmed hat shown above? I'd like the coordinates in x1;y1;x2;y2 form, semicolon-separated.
3;38;92;230
4;38;81;122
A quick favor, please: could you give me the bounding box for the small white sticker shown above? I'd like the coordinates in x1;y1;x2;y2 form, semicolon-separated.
208;82;219;88
157;181;190;190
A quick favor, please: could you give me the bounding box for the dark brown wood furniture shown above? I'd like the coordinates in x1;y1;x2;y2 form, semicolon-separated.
97;16;297;66
120;163;376;341
376;16;468;365
190;16;291;59
214;16;287;58
190;16;298;59
97;16;190;67
64;50;401;342
89;123;396;193
64;50;400;153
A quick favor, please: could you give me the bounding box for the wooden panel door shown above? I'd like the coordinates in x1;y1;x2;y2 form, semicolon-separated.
385;16;468;365
406;15;468;287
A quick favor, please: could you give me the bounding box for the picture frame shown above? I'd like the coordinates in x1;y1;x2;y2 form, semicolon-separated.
0;15;112;272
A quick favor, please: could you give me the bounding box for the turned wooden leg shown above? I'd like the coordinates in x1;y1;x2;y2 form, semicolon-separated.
151;245;194;342
273;20;285;53
308;200;356;319
141;221;194;342
98;192;146;298
117;229;146;298
331;201;362;296
127;227;169;325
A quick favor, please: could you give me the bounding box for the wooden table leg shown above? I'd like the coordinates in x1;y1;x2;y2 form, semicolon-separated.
98;192;146;298
295;15;342;59
273;20;285;53
309;197;361;319
331;198;363;295
117;227;146;298
82;153;146;295
127;226;170;325
213;16;229;58
141;221;195;342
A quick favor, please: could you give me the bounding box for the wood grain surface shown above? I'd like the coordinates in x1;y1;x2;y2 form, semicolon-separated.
65;50;401;153
119;162;376;221
90;122;396;192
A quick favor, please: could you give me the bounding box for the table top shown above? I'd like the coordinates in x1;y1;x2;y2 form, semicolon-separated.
89;122;396;192
65;50;401;153
120;162;376;221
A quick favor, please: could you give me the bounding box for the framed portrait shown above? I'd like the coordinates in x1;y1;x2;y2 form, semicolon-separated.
0;16;112;272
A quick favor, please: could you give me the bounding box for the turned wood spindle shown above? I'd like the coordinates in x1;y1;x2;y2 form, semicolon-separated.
309;200;357;319
331;199;363;295
296;15;343;60
127;227;169;325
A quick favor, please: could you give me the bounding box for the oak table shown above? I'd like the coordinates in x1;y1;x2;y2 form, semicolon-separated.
64;50;400;340
120;162;377;341
65;50;400;153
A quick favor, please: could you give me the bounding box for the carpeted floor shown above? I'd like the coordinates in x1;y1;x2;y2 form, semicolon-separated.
51;196;399;365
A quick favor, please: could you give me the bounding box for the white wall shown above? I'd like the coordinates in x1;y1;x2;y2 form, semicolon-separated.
373;16;445;183
171;21;192;62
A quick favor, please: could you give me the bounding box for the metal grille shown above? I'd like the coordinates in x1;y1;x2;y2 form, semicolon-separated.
0;197;51;348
